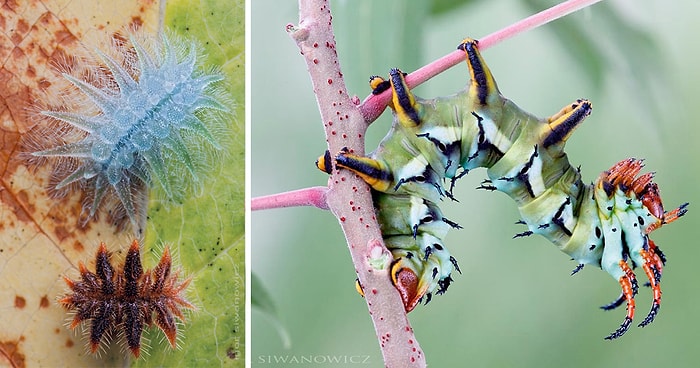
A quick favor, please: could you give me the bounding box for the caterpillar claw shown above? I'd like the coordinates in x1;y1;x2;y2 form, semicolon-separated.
600;293;625;311
605;316;633;340
638;247;662;328
604;261;638;340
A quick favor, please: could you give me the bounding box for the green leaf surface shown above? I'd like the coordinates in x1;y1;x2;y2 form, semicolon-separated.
252;273;291;349
136;0;245;366
252;272;276;316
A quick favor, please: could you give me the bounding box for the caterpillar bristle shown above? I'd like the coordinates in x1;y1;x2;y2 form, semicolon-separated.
513;231;533;239
570;264;584;275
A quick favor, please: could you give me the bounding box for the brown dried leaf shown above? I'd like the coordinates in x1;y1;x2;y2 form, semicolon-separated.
0;1;160;366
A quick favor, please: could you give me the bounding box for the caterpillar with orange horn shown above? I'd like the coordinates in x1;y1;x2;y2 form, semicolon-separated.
317;38;688;339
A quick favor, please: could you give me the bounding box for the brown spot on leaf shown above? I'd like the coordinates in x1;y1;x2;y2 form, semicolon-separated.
0;188;31;224
37;78;50;90
0;340;25;368
130;16;143;29
39;295;49;308
14;295;25;309
73;240;84;252
226;347;237;359
2;0;21;12
16;18;28;34
54;225;70;242
65;339;73;348
14;191;34;217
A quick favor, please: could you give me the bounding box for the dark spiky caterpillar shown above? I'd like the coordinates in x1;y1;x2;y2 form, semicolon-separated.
59;240;195;357
317;38;687;339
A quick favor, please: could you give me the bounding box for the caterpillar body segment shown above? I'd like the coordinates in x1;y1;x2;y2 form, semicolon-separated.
320;38;687;337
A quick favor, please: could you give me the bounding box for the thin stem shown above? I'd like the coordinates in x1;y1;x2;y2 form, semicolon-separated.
251;186;329;211
288;1;426;366
359;0;604;123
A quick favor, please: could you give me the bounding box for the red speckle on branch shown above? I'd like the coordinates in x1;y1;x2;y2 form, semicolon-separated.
313;42;318;47
372;289;377;294
313;59;318;64
327;78;333;84
340;216;346;222
342;133;347;138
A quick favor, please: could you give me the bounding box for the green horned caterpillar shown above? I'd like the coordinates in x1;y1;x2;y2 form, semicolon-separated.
317;38;687;339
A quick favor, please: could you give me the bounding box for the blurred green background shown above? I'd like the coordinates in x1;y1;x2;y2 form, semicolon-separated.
252;0;698;366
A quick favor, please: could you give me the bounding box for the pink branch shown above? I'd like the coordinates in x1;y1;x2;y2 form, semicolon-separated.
251;187;329;211
359;0;604;122
288;1;426;366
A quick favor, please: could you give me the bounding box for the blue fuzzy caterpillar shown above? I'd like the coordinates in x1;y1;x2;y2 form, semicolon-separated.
30;32;228;235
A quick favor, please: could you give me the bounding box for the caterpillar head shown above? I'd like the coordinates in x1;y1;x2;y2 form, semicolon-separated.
385;234;459;312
